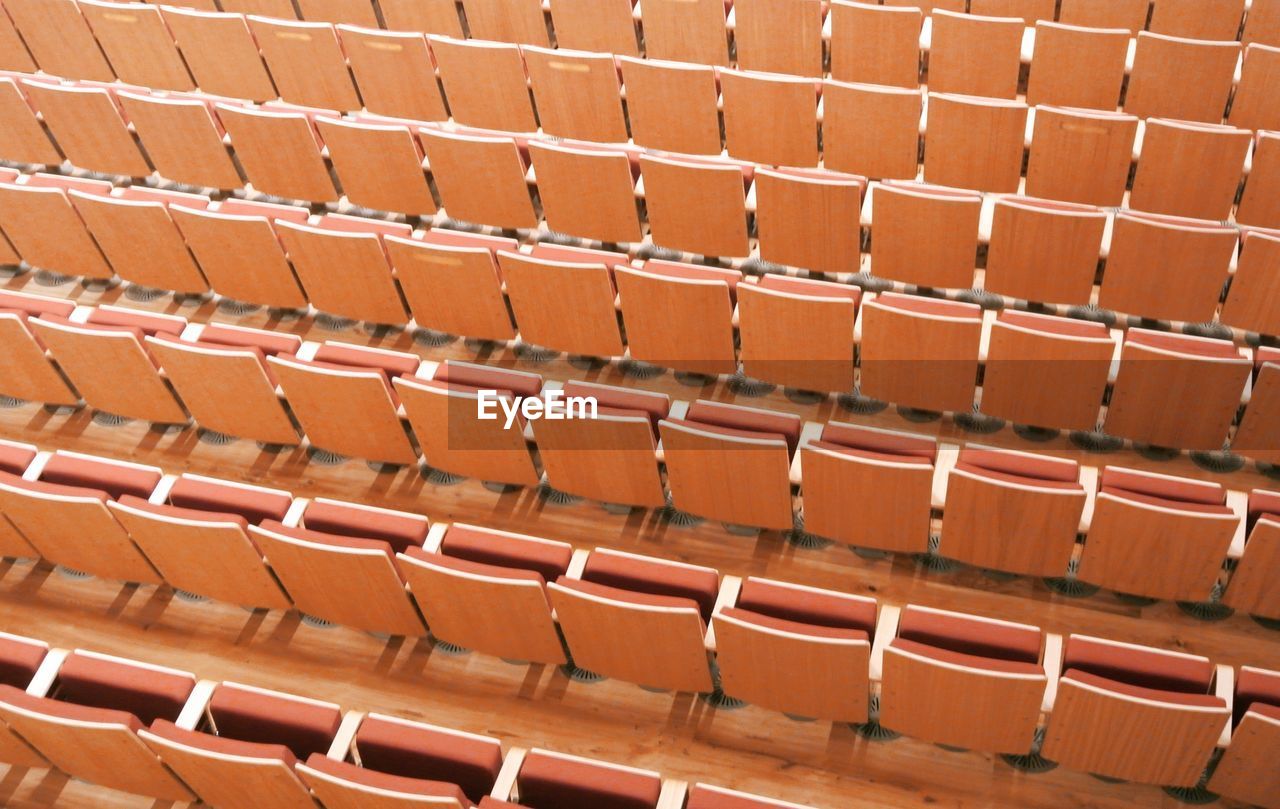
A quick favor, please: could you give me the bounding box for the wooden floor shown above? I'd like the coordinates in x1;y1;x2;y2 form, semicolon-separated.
0;274;1276;807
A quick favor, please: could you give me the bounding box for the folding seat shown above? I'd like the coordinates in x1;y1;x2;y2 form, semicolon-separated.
1245;0;1280;46
527;141;642;243
0;450;164;581
532;381;668;509
1219;491;1280;622
249;499;428;636
821;81;923;180
1207;666;1280;807
428;37;538;133
268;343;420;466
0;650;197;800
77;1;194;91
1228;45;1280;132
1238;132;1280;228
0;5;34;73
297;712;503;808
639;154;751;259
337;27;449;123
969;0;1055;23
459;0;548;45
1125;34;1241;123
719;69;820;167
1149;0;1245;40
1129;119;1250;220
686;784;811;809
618;57;720;155
922;93;1028;193
1105;330;1250;451
733;0;825;77
217;105;338;203
378;0;465;37
984;197;1106;305
0;79;62;167
221;0;298;16
879;606;1051;754
1219;230;1280;335
0;291;80;408
419;128;537;230
0;175;115;282
869;182;981;289
315;117;435;216
829;2;922;88
1057;0;1150;33
1041;635;1230;785
22;82;151;178
68;188;211;296
161;8;278;102
145;323;303;447
736;275;860;393
140;681;341;809
659;400;798;531
755;167;865;276
108;474;294;610
523;47;628;143
0;439;40;561
713;577;877;722
395;361;543;488
1096;212;1237;325
614;260;740;378
940;447;1088;576
247;17;362;111
497;244;627;359
388;230;518;342
0;632;48;768
275;215;410;326
502;749;664;808
1026;23;1129;111
859;293;983;414
397;522;572;664
29;313;190;426
1024;106;1138;206
549;0;639;56
980;310;1116;431
640;0;729;66
1;0;114;82
1234;348;1280;465
927;10;1024;100
296;0;379;27
548;548;719;692
115;93;242;191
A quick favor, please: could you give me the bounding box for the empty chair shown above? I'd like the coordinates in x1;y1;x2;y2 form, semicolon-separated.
548;548;718;692
822;81;923;180
248;17;361;111
504;749;662;808
527;142;642;243
276;215;411;326
1221;229;1280;336
268;345;420;465
980;310;1116;431
0;176;114;282
880;606;1050;754
1057;0;1150;32
1024;106;1138;207
923;93;1028;193
0;290;80;408
733;0;825;77
1077;466;1240;600
297;0;379;26
0;79;62;167
549;0;639;55
389;230;518;342
1207;666;1280;807
23;82;151;178
640;154;751;259
0;450;163;582
615;260;739;378
78;1;194;91
0;650;196;800
1228;44;1280;132
1238;132;1280;228
714;577;877;722
429;37;538;132
337;27;449;122
736;275;860;393
0;631;48;768
859;293;983;415
0;439;38;559
720;70;820;167
1041;635;1230;785
459;0;549;45
221;0;298;16
2;0;114;82
1220;491;1280;623
1128;119;1250;220
316;117;436;216
686;784;810;809
755;167;866;275
396;361;542;487
497;244;627;358
927;10;1024;99
659;400;798;531
619;57;722;155
800;423;936;554
217;105;339;202
885;0;964;11
1230;347;1280;464
984;197;1107;305
161;8;278;102
1245;0;1280;45
116;93;242;190
1125;34;1241;123
829;1;922;88
397;522;572;664
1027;22;1129;110
523;47;628;143
870;182;981;289
970;0;1055;22
1105;330;1250;451
1149;0;1245;40
1097;211;1237;325
0;7;34;73
641;0;729;66
419;128;537;229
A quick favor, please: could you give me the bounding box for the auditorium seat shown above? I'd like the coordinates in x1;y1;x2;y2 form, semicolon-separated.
0;291;81;408
1218;230;1280;335
1125;33;1241;123
160;7;279;102
428;37;539;133
0;6;34;73
528;141;642;244
1220;490;1280;623
505;748;662;809
733;0;825;77
523;47;628;143
983;198;1108;306
970;0;1055;23
1026;22;1128;110
337;26;450;123
460;0;548;46
78;0;194;92
317;116;437;217
1233;347;1280;465
1207;665;1280;807
869;183;981;290
754;167;865;276
1128;119;1250;221
719;69;820;167
0;632;47;768
641;0;730;66
549;0;639;56
614;260;740;378
1227;44;1280;132
389;230;519;343
23;82;150;178
639;154;751;260
0;78;62;167
927;10;1024;99
1246;0;1280;45
1053;0;1151;32
216;104;340;203
618;57;723;155
116;92;243;190
829;1;923;88
1149;0;1246;40
496;245;627;358
221;0;298;18
2;0;114;82
419;128;538;230
822;81;923;180
685;783;810;809
296;0;379;27
276;215;412;326
923;93;1027;193
736;274;860;393
1024;106;1139;207
1238;131;1280;229
247;16;360;111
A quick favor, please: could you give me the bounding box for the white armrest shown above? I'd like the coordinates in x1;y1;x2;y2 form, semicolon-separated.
869;605;901;683
931;445;960;509
1078;465;1099;532
1041;634;1063;715
175;680;218;730
148;475;179;505
282;498;308;528
657;779;688;809
1216;664;1235;748
704;575;742;651
491;747;526;800
423;522;449;553
21;451;52;482
25;648;69;697
565;548;590;580
1227;490;1248;560
326;711;365;760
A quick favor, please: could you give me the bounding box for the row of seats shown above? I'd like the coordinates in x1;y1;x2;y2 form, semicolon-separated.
0;632;810;808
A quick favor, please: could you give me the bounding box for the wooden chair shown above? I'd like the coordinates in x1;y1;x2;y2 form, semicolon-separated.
922;92;1028;193
641;0;729;66
639;154;750;259
1229;44;1280;133
316;117;436;217
217;105;338;202
23;82;151;178
337;27;449;123
296;0;379;26
497;245;627;358
927;10;1024;99
429;38;536;132
1238;132;1280;229
755;167;865;276
221;0;298;16
1125;33;1241;123
523;47;628;143
883;0;963;13
77;0;193;91
116;93;242;190
720;69;820;167
387;230;519;343
1026;22;1129;110
869;182;981;289
377;0;464;36
614;260;740;378
1024;106;1138;207
1129;119;1250;221
984;197;1106;305
733;0;825;77
459;0;549;46
2;0;114;82
247;17;361;111
161;8;278;102
829;1;922;88
1207;666;1280;807
527;141;642;244
859;292;983;414
1220;494;1280;622
0;177;115;282
275;216;411;326
1234;349;1280;465
980;310;1116;431
506;749;664;807
970;0;1055;23
1245;0;1280;46
1222;230;1280;336
419;128;536;230
821;81;923;180
68;190;210;296
0;631;49;768
0;79;62;167
0;305;80;409
0;7;34;73
1077;467;1241;600
1057;0;1150;33
736;275;859;393
1149;0;1246;40
549;0;638;56
619;57;722;155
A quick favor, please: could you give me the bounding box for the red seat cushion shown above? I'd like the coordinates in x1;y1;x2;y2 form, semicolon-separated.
735;578;876;634
1062;636;1214;694
355;716;502;803
302;500;428;555
148;719;297;767
114;494;250;531
719;608;868;642
0;442;35;476
560;381;669;427
257;520;397;559
897;608;1041;664
55;653;194;726
686;784;800;809
85;307;185;337
554;578;704;616
807;441;933;466
196;323;302;356
0;684;141;731
436;362;542;399
0;290;76;319
441;525;572;582
401;547;547;585
1235;667;1280;725
890;638;1043;675
819;423;937;460
1100;467;1224;505
516;751;661;809
581;552;719;621
957;447;1078;483
998;310;1110;338
39;453;160;501
167;476;291;525
303;753;474;805
0;470;108;501
756;274;862;304
209;685;341;759
313;343;420;377
955;462;1083;490
0;636;46;690
1060;670;1225;708
1099;486;1234;515
684;400;801;455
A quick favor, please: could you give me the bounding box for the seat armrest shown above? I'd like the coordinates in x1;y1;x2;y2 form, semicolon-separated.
25;648;70;697
870;605;901;683
149;475;178;505
327;710;365;760
423;522;448;553
1216;664;1235;748
1041;634;1063;715
657;779;688;809
565;548;590;580
490;747;526;800
282;498;308;527
705;576;742;651
176;680;218;730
